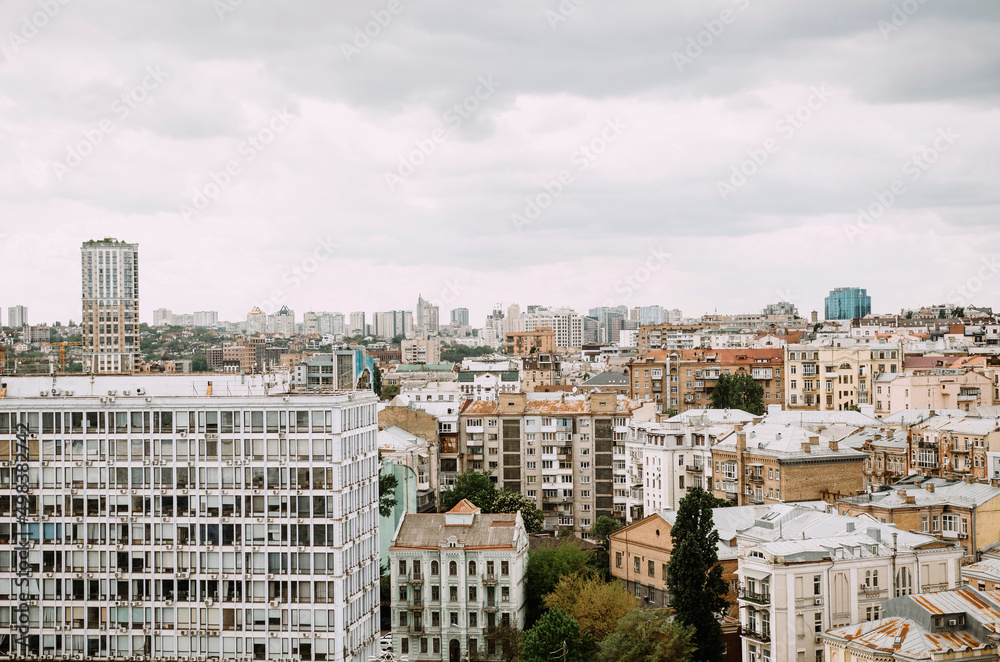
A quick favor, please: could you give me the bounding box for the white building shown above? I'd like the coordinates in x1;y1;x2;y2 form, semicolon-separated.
524;307;583;349
152;308;174;327
737;508;964;662
193;311;219;328
0;373;380;662
7;304;28;328
634;420;734;517
389;500;529;662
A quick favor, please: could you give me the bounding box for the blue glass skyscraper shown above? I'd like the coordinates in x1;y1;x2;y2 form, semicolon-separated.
825;287;872;320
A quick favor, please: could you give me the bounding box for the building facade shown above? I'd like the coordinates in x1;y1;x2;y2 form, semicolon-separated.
389;501;528;662
81;239;141;373
0;374;381;662
785;343;901;411
458;393;657;535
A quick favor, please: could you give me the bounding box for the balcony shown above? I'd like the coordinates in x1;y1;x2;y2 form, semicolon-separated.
407;599;424;610
406;573;423;584
685;464;704;473
748;474;764;484
740;626;771;643
409;623;424;633
484;601;499;613
483;574;498;585
738;586;771;605
858;585;887;599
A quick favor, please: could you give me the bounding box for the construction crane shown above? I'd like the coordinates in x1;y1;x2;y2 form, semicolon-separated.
42;341;84;372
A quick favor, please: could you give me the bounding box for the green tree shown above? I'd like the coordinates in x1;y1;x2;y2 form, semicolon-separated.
544;574;639;642
440;471;497;512
378;455;398;518
525;541;592;626
492;489;544;534
844;402;862;412
520;609;591;662
191;355;209;372
372;365;383;399
590;516;621;549
709;372;764;415
952;307;965;318
440;472;543;533
598;608;696;662
667;487;729;662
663;407;679;418
390;334;405;345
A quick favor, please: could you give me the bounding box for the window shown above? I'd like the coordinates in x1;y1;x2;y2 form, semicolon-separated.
814;613;822;633
449;561;457;576
813;575;821;595
501;561;509;576
468;561;477;576
634;557;640;573
648;560;654;577
431;560;439;576
615;552;622;568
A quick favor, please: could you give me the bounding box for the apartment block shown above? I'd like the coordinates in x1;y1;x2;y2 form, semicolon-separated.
291;349;375;391
523;308;582;349
520;354;561;392
8;305;28;328
401;337;441;365
908;415;1000;481
504;327;555;357
81;239;141;374
739;509;963;662
636;324;704;353
710;422;867;506
785;343;901;411
389;501;528;662
876;369;996;414
633;420;732;516
0;374;381;662
458;393;657;535
629;348;784;413
837;477;1000;560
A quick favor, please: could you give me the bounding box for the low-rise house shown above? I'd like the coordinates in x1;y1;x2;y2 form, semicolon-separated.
389;500;529;662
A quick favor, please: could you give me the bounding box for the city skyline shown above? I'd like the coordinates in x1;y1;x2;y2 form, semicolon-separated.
1;3;998;325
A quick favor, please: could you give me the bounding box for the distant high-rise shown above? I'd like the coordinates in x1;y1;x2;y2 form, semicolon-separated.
192;310;218;327
349;311;366;336
416;295;439;334
763;301;799;317
7;305;28;328
450;307;469;326
246;306;267;335
825;287;872;320
152;308;174;326
81;238;140;373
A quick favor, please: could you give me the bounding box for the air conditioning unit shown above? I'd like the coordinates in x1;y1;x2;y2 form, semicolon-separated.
948;618;958;626
814;597;822;605
108;390;117;396
40;391;48;396
815;635;822;643
123;390;131;396
65;389;74;396
136;388;145;395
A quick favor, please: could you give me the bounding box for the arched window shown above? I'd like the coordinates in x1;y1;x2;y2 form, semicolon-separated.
430;561;439;576
865;571;871;587
468;561;477;576
872;570;879;587
449;561;458;576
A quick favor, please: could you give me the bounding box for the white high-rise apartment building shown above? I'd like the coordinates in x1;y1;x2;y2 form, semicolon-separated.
348;312;366;336
81;239;141;373
193;311;219;328
524;307;582;349
153;308;174;327
8;305;28;328
0;374;380;662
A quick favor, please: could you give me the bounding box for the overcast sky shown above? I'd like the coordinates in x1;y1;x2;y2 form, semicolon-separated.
1;0;998;326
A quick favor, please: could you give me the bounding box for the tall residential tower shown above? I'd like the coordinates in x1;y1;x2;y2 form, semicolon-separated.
81;238;141;373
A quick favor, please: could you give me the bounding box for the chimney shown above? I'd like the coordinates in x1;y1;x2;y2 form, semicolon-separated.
926;482;935;493
809;435;820;446
914;478;922;488
829;440;839;451
873;434;881;441
737;432;747;454
898;489;907;499
801;442;811;453
965;474;975;484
